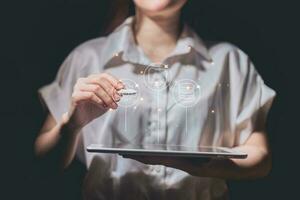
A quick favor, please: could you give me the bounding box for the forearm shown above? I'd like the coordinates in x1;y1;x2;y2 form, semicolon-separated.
35;120;80;170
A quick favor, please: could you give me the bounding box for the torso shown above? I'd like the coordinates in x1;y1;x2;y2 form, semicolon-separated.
40;17;275;200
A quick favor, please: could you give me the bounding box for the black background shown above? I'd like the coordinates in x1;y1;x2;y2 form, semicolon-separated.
1;0;299;199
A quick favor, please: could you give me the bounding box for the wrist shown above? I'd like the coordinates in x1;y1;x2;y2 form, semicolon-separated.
60;112;82;136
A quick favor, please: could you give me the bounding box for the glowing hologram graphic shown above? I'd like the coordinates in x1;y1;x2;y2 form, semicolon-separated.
157;91;160;143
118;79;140;108
143;63;171;91
142;62;171;143
171;79;201;137
118;79;140;133
171;79;201;108
118;89;137;96
185;107;188;137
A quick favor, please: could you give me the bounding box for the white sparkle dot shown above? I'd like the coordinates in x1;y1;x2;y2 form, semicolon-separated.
186;86;191;90
133;106;137;110
164;64;168;69
140;71;144;74
135;84;139;88
109;108;113;111
157;108;162;112
196;85;200;89
114;53;119;57
140;97;144;101
211;110;215;114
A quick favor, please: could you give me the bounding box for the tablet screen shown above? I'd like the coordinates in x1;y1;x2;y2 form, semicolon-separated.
87;142;247;155
87;143;247;159
105;143;230;153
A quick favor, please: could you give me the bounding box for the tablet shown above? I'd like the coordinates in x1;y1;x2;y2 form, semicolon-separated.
87;143;247;159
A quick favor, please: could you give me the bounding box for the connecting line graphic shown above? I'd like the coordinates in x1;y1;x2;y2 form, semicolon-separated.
171;79;201;138
157;91;160;143
124;107;127;132
185;108;188;137
118;80;139;134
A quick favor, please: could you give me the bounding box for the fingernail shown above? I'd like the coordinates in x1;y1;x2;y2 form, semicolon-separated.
111;103;118;109
114;94;121;101
117;82;124;89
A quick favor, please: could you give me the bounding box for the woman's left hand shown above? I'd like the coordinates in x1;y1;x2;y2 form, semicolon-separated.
121;155;212;176
121;132;272;180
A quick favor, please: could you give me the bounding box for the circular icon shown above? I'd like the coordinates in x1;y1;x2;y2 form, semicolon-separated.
171;79;201;107
118;79;140;107
143;63;170;91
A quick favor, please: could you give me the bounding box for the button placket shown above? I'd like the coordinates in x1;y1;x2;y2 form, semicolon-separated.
145;69;169;143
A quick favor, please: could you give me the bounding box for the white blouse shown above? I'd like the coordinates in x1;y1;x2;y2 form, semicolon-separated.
39;17;275;200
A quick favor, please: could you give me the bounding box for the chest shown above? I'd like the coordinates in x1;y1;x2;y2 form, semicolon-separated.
89;62;231;145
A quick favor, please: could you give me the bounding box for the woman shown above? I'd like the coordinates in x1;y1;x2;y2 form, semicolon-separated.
35;0;276;199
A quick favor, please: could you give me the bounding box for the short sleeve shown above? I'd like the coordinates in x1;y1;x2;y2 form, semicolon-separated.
234;51;276;145
38;50;83;123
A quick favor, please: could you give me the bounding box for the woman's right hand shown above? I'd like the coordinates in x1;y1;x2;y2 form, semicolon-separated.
63;73;124;132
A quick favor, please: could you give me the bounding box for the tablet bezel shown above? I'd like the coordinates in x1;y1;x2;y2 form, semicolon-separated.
86;143;247;159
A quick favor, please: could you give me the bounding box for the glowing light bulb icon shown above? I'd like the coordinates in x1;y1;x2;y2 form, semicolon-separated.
143;63;171;91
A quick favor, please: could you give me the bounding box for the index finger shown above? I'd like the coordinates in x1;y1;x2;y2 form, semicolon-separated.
102;73;124;90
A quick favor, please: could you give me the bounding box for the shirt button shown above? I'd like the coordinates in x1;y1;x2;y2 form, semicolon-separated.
149;121;158;129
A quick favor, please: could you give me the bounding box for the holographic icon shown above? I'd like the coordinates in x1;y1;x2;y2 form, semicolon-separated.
171;79;201;136
171;79;201;108
117;79;140;133
142;62;171;143
143;63;170;91
118;79;140;108
178;83;196;103
118;89;137;96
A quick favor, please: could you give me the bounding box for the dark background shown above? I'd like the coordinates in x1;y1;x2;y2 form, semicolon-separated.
1;0;298;199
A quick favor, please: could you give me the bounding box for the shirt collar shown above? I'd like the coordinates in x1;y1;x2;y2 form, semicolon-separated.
110;17;212;64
